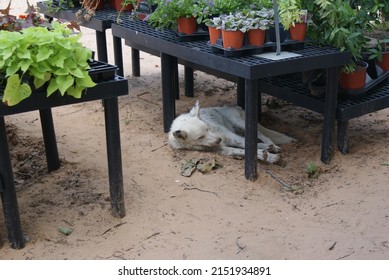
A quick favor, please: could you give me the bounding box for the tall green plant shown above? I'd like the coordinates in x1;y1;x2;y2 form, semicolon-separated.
307;0;368;71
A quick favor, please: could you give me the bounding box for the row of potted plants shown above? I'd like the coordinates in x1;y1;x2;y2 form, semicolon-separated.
207;10;275;49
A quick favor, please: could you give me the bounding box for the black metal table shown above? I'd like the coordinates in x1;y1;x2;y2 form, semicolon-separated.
111;20;351;181
1;70;128;249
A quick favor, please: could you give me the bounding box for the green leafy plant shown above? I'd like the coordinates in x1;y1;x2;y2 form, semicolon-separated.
0;22;96;106
147;0;200;30
278;0;307;30
243;8;274;31
307;0;369;73
305;161;319;178
45;0;79;13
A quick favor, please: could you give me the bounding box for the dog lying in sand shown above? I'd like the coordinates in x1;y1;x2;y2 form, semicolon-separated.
168;101;296;164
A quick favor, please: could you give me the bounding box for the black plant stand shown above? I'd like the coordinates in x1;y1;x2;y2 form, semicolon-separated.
0;71;128;249
111;20;351;180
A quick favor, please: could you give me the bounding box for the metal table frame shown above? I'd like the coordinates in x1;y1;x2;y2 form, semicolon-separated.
1;76;127;249
111;20;351;181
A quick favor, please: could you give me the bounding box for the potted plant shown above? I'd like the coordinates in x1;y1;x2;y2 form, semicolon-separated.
360;0;389;72
216;12;249;49
278;0;308;41
0;3;96;106
147;0;202;34
244;8;274;47
307;0;369;90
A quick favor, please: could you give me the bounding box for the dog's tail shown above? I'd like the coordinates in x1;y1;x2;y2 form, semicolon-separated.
258;124;296;145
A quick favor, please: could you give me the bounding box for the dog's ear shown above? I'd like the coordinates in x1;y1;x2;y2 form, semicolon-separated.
189;100;200;117
173;130;187;140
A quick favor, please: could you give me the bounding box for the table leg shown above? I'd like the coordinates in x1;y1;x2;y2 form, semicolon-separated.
184;66;194;97
131;48;141;77
95;30;108;63
161;53;177;133
113;36;124;77
337;119;349;154
237;78;245;108
173;57;180;100
103;97;125;218
39;109;60;172
245;79;259;181
0;117;25;249
321;67;340;163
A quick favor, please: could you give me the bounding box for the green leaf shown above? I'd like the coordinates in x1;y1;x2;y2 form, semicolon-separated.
46;78;59;97
58;226;73;236
19;60;31;73
36;47;53;62
56;75;74;95
66;85;83;99
69;68;85;78
2;74;32;106
34;73;51;89
76;73;96;88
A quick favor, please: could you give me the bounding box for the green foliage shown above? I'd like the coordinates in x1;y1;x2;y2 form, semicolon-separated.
305;161;319;179
278;0;305;30
209;9;274;32
147;0;198;30
307;0;369;72
0;22;95;106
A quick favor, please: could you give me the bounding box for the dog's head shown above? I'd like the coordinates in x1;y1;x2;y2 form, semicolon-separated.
168;101;222;150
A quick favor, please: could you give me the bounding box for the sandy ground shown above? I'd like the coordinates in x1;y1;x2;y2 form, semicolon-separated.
1;1;389;260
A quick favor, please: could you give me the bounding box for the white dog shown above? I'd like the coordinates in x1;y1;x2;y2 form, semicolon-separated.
168;101;296;164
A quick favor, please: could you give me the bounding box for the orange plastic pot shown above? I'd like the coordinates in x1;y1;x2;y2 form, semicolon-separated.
339;61;368;90
247;29;266;47
289;22;307;41
377;52;389;71
222;30;244;49
177;17;197;35
208;26;222;45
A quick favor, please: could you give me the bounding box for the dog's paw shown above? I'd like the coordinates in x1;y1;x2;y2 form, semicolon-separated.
257;149;280;164
265;152;281;164
268;144;281;153
258;143;281;153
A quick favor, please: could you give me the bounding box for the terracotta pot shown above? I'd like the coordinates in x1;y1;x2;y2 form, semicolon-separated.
222;30;244;49
377;52;389;71
109;0;133;11
289;22;307;41
247;29;266;47
339;61;368;90
208;26;221;45
177;17;197;35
